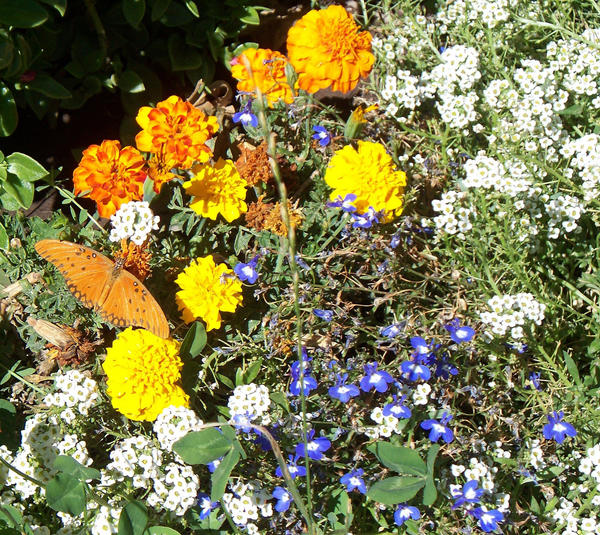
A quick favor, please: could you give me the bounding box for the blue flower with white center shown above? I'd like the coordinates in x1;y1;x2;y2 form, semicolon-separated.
359;362;395;393
231;412;255;433
471;507;504;532
340;468;367;494
543;411;576;444
272;486;292;512
295;429;331;461
380;322;403;338
234;255;260;284
527;371;541;390
328;373;360;402
289;373;318;396
410;336;436;360
390;231;402;249
275;454;307;479
312;125;331;147
197;493;219;519
382;394;411;419
420;412;454;443
327;193;357;212
313;308;334;322
393;504;420;526
207;457;222;473
400;355;431;382
434;354;459;379
450;480;483;509
444;318;476;343
351;207;382;229
232;100;258;127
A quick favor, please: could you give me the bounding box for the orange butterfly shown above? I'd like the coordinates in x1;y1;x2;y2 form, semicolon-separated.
35;239;169;338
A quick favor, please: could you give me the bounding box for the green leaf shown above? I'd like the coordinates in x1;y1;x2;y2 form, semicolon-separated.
118;501;148;535
53;455;101;481
373;442;427;477
6;152;48;182
122;0;146;27
119;70;146;94
0;83;17;137
184;0;199;17
240;6;260;25
167;34;204;71
422;443;439;506
557;103;583;116
217;373;234;389
211;447;240;502
269;390;289;413
151;0;171;21
562;351;582;386
0;34;14;70
0;223;7;251
0;399;16;448
366;476;425;505
2;174;34;209
45;473;87;515
243;359;263;384
38;0;67;16
173;429;233;465
0;504;22;527
24;90;51;120
180;322;207;359
25;73;71;99
145;528;181;535
0;0;48;28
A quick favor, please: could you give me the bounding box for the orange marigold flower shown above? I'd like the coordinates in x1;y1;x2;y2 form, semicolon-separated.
231;48;294;107
146;150;179;193
286;5;375;94
135;95;219;170
73;140;146;219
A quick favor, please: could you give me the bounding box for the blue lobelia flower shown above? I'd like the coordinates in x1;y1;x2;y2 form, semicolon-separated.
420;411;454;443
359;362;395;393
275;454;307;479
394;504;420;526
327;193;357;213
312;125;332;147
197;493;219;519
207;457;223;473
382;394;412;419
400;354;432;382
289;373;318;396
543;411;576;444
527;371;541;390
234;255;260;284
410;336;437;361
232;100;258;127
295;429;331;461
272;486;292;512
380;322;404;338
340;468;367;494
231;412;256;434
444;318;476;343
313;308;334;322
434;353;459;379
471;507;504;532
451;480;483;509
328;373;360;402
351;207;382;229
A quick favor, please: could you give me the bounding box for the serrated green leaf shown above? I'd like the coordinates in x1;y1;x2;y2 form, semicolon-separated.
6;152;48;182
45;473;86;515
211;448;240;502
122;0;146;27
366;476;425;505
53;455;101;481
180;322;207;359
173;429;233;465
118;501;148;535
0;83;17;137
374;442;427;477
0;0;48;28
25;73;71;99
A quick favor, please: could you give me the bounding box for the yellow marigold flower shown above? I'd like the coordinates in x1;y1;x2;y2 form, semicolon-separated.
324;141;407;222
286;5;375;94
73;139;146;219
135;95;219;170
103;328;189;422
175;255;243;331
183;158;248;222
231;48;294;107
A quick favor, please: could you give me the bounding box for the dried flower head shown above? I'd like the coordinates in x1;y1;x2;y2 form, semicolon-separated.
245;195;275;231
263;199;304;236
73;140;146;218
235;141;273;186
286;5;374;94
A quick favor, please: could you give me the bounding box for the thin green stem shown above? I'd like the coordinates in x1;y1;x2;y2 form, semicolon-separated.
56;187;105;233
0;362;47;395
0;455;45;487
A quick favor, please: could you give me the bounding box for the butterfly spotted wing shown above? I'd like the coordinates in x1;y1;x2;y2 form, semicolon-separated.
35;239;169;338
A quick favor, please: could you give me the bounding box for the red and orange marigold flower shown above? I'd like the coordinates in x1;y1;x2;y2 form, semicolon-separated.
73;139;146;218
135;95;219;173
231;48;294;107
286;5;375;94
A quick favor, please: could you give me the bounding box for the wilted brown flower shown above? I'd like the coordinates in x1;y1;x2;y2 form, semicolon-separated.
264;199;303;236
245;195;275;231
235;141;273;186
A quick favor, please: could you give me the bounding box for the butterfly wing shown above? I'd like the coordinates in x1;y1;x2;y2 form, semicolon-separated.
101;270;169;338
35;239;114;309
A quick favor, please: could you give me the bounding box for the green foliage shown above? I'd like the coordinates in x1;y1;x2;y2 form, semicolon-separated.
0;151;48;210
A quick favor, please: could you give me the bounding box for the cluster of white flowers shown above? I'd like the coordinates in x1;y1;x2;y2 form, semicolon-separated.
364;407;404;439
551;497;598;534
227;383;272;426
108;201;160;245
379;70;433;117
462;154;532;196
103;435;199;517
480;293;546;339
430;190;475;236
436;0;513;31
90;504;121;535
153;405;204;452
561;134;600;202
412;383;432;405
222;480;273;533
43;369;99;424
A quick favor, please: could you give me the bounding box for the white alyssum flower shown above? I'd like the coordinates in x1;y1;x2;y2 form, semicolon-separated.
153;405;204;452
227;383;272;426
109;201;160;245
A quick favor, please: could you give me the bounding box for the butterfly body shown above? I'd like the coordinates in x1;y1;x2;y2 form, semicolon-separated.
35;239;169;338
